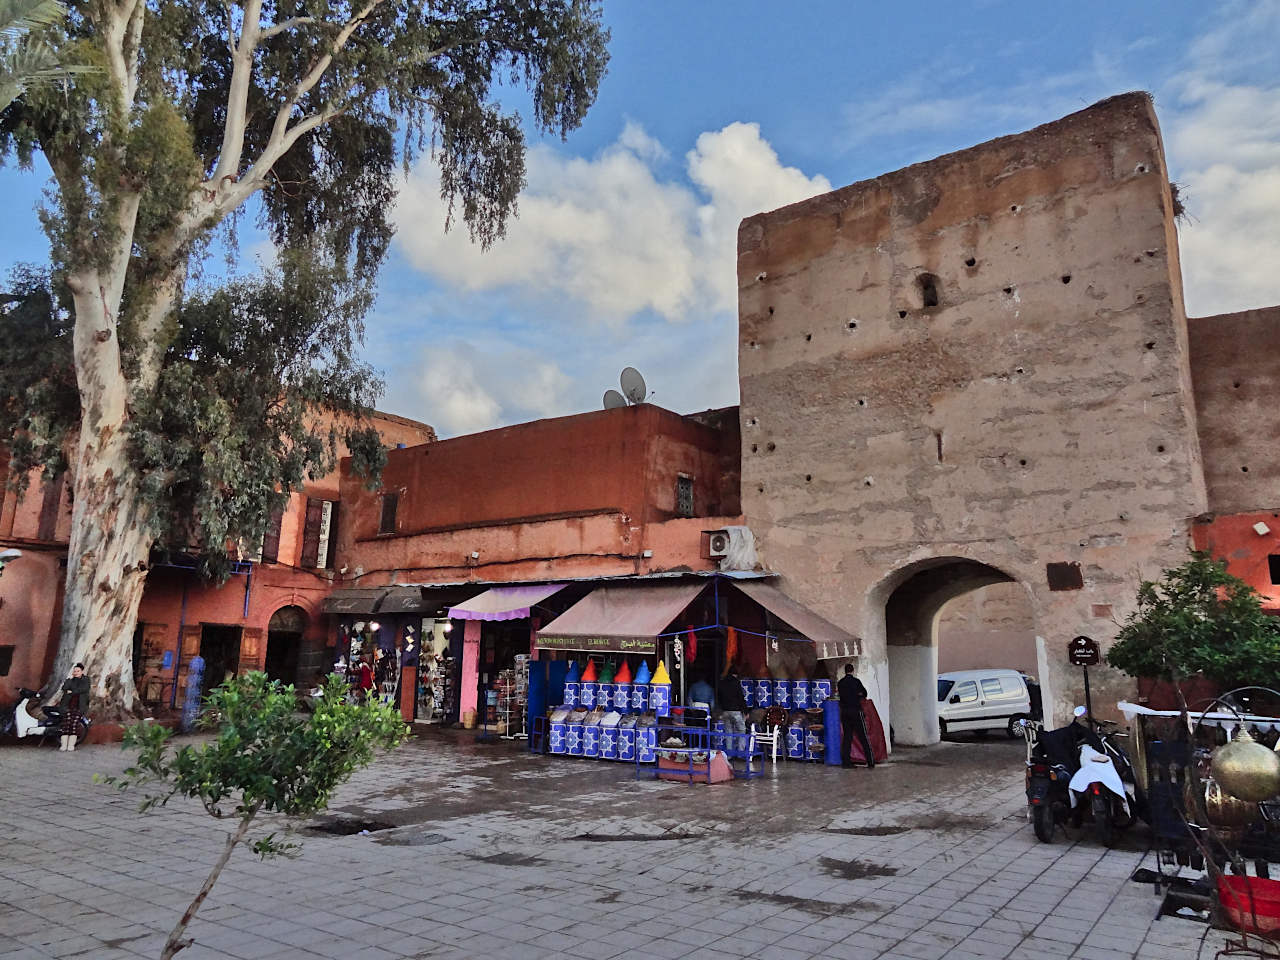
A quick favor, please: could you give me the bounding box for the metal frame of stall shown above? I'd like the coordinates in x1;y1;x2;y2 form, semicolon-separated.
635;706;767;783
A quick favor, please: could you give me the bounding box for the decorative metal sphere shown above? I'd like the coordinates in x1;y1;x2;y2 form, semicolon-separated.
1212;728;1280;803
1204;777;1261;828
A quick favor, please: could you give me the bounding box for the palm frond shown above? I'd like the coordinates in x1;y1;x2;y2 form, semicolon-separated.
0;0;67;37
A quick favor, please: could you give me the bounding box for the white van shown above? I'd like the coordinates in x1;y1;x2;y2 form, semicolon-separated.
937;669;1033;739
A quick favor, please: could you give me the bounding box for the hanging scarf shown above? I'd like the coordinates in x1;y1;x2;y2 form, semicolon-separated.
686;626;697;664
723;626;738;675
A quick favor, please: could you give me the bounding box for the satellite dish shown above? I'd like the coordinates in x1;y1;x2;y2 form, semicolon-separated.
620;367;647;405
603;389;627;410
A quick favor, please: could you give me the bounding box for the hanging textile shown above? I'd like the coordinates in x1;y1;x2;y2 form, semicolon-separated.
724;626;738;675
686;626;697;664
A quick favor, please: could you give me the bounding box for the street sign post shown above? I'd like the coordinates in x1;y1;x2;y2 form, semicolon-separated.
1068;635;1100;722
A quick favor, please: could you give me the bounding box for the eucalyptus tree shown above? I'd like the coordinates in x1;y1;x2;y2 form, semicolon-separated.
0;0;609;714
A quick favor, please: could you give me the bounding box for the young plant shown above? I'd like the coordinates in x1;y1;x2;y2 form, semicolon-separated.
1107;551;1280;689
101;672;408;960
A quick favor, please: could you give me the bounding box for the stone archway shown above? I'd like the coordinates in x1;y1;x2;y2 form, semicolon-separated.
265;605;308;686
876;557;1037;746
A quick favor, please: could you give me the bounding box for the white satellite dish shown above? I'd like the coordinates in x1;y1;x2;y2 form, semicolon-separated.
620;367;647;405
603;389;627;410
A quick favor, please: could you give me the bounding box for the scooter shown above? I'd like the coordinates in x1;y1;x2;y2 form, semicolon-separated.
3;688;92;745
1021;708;1137;846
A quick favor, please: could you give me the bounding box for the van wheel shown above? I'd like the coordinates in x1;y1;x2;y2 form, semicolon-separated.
938;719;948;740
1008;714;1028;739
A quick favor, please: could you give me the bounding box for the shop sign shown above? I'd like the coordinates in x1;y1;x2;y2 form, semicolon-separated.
536;634;657;655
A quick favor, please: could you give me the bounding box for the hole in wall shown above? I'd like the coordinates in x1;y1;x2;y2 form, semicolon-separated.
1156;445;1166;453
766;442;776;452
917;273;940;308
1145;341;1156;350
768;306;774;315
1018;458;1028;467
804;333;812;342
757;484;765;493
751;444;758;453
805;474;812;483
1233;381;1241;389
750;340;758;349
1242;466;1250;473
1061;275;1072;284
1136;163;1148;174
748;417;758;426
863;477;874;487
964;257;976;268
1014;366;1024;375
847;320;857;330
1002;286;1014;296
898;310;907;319
856;398;867;407
934;431;943;463
1010;204;1020;213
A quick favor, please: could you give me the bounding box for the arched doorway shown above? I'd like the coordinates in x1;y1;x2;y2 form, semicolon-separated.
877;558;1036;746
265;606;307;686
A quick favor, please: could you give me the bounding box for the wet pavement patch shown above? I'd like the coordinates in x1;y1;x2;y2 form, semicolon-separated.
818;857;899;880
824;824;910;836
731;889;879;918
573;831;701;842
466;851;543;866
595;891;622;903
305;817;396;836
898;812;996;832
374;830;448;847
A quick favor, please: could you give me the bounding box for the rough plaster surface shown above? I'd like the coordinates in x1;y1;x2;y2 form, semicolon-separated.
737;93;1207;744
1188;306;1280;514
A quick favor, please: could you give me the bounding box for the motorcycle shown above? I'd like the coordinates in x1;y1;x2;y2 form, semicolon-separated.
1021;707;1138;846
2;688;92;745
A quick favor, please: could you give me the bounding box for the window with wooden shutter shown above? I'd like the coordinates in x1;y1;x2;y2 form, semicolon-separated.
300;497;323;568
261;507;284;563
378;492;398;535
323;503;339;569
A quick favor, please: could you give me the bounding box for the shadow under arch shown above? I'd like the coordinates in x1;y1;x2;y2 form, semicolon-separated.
869;557;1037;747
266;604;309;685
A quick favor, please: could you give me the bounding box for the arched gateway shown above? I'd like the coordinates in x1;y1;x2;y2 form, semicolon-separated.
870;558;1040;747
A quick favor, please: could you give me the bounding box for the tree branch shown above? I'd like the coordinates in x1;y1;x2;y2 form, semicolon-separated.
260;16;314;39
210;0;264;185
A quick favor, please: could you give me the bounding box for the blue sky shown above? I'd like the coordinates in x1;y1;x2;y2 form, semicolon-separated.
3;1;1279;436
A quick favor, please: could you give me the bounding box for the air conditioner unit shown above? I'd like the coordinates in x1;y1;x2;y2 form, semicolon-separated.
705;529;732;558
702;526;757;570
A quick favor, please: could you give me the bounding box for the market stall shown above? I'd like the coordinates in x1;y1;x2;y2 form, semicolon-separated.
532;575;865;775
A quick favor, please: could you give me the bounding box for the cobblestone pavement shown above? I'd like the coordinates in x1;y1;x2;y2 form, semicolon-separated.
0;730;1230;960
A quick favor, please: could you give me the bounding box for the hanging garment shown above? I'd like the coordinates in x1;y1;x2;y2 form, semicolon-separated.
724;627;738;674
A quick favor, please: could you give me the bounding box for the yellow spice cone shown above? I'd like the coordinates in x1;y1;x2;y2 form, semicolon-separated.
651;659;671;685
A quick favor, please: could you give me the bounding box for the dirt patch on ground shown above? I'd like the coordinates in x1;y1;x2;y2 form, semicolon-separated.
818;857;899;880
824;824;910;836
465;851;543;866
730;889;880;918
896;811;998;832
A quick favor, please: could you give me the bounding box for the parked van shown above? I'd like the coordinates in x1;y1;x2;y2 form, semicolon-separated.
937;669;1033;739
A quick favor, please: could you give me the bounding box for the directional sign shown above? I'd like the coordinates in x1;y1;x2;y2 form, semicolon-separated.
1068;635;1100;667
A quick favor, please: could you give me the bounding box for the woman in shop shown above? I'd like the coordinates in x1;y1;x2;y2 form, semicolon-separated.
356;655;375;703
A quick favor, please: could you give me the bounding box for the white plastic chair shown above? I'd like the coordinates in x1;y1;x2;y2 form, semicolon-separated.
748;722;780;763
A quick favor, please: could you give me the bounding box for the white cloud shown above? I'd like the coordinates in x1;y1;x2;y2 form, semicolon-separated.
393;121;829;322
1166;2;1280;315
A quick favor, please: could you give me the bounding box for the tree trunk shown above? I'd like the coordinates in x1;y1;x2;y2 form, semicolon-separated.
43;268;156;718
161;814;254;960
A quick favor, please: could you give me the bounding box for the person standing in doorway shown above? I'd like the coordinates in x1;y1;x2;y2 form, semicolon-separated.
716;668;749;755
837;664;875;768
59;663;90;751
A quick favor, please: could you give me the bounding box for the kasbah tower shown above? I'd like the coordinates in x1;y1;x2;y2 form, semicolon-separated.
736;92;1280;745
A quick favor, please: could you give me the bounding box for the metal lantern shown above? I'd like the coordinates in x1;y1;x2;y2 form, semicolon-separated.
1204;777;1261;829
1212;727;1280;803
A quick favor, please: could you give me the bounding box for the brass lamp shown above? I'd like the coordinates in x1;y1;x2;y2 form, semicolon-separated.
1212;727;1280;803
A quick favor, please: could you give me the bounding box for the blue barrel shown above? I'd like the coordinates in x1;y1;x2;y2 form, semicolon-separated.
793;680;811;709
550;719;568;754
713;719;726;751
599;725;618;760
583;722;601;758
812;679;832;706
637;725;657;763
739;678;755;708
613;682;631;713
805;725;824;761
580;682;597;710
754;678;773;708
786;720;805;759
597;682;615;710
567;719;585;756
774;679;793;710
563;681;579;708
618;724;636;761
822;699;842;765
649;683;671;717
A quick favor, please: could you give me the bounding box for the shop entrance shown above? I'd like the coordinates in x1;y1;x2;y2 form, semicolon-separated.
265;606;308;686
878;558;1036;747
199;624;242;691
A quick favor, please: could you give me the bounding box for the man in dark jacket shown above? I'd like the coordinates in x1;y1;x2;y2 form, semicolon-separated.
837;664;875;768
716;670;749;755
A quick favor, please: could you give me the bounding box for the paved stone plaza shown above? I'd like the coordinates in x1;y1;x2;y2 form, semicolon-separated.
0;731;1230;960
